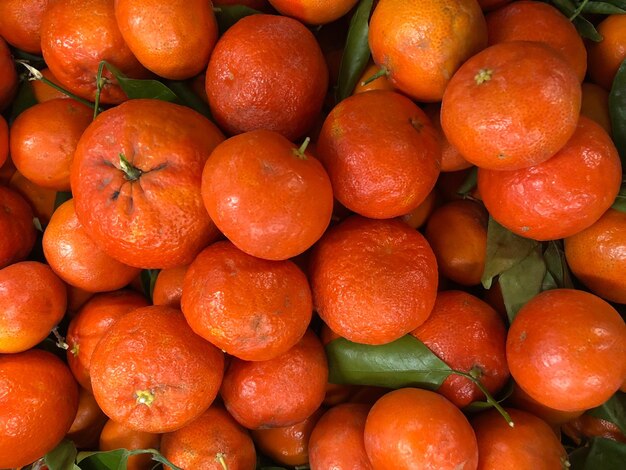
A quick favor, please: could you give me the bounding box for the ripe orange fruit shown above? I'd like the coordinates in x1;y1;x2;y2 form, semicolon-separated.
485;0;587;82
43;200;141;293
588;15;626;91
565;209;626;304
66;289;150;391
182;241;312;361
10;98;92;191
152;264;188;308
562;413;626;446
220;329;328;429
71;99;224;269
161;405;256;470
411;291;509;408
0;0;49;53
423;103;472;173
0;187;36;271
0;261;67;353
581;82;612;135
8;171;57;226
251;408;323;467
507;289;626;412
398;187;438;229
309;404;373;470
424;200;487;286
0;349;79;469
478;116;622;240
507;384;583;427
99;420;160;470
364;388;478;469
115;0;217;80
205;14;328;140
32;68;69;103
0;116;7;169
310;216;438;345
40;0;149;104
441;41;581;170
353;63;395;94
90;306;225;432
213;0;268;7
201;130;333;261
316;90;440;219
0;37;18;112
368;0;487;102
472;408;568;469
269;0;359;24
67;387;109;449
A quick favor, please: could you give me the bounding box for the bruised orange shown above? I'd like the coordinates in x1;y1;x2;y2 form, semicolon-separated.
441;41;581;170
182;241;312;361
205;14;328;140
368;0;487;102
71;99;224;269
316;90;440;219
507;289;626;411
90;306;225;432
310;216;438;345
201;130;333;261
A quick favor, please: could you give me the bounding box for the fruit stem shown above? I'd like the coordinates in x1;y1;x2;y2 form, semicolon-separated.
135;389;155;407
93;61;107;120
360;66;388;87
474;69;493;85
215;453;229;470
569;0;589;21
51;327;69;350
119;153;142;181
293;137;311;159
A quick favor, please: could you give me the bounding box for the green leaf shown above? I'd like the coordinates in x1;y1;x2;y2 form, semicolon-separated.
610;58;626;166
44;440;78;470
569;437;626;470
214;5;261;34
456;167;478;197
582;1;626;14
499;245;546;323
77;448;182;470
103;62;178;102
464;379;514;412
481;218;539;290
325;335;452;389
335;0;375;102
140;269;160;302
542;240;574;289
612;183;626;212
573;15;603;41
163;79;214;120
586;392;626;435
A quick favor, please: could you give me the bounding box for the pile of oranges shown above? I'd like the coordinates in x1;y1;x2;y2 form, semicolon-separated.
0;0;625;469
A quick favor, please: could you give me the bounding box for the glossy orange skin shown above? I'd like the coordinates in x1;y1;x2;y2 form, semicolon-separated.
0;116;7;169
424;103;472;172
152;264;189;308
252;408;323;466
425;201;487;286
8;171;57;225
588;15;626;91
508;384;583;426
0;0;49;53
310;216;438;345
99;420;160;470
66;290;149;391
507;289;626;412
71;99;224;269
269;0;359;25
441;41;581;170
201;130;333;261
182;241;312;361
0;350;79;469
581;82;612;135
205;14;328;140
562;414;626;445
220;330;328;429
478;116;622;240
40;0;149;104
364;388;478;470
43;200;141;293
353;63;395;94
0;37;17;112
369;0;487;102
32;68;69;103
11;99;93;191
0;261;67;353
309;404;373;470
411;291;509;408
398;188;437;229
472;408;567;469
162;406;256;470
565;209;626;304
317;91;440;219
214;0;268;7
67;387;108;449
486;1;587;82
91;306;225;432
115;0;217;80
